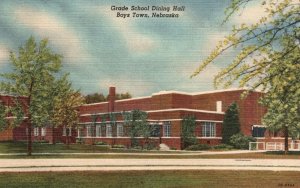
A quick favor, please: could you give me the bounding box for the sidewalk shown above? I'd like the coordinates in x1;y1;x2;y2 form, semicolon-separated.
0;158;299;172
0;150;266;156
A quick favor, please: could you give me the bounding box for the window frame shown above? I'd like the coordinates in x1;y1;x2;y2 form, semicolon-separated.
201;122;216;137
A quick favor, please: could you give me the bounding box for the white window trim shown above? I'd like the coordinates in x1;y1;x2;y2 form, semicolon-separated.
86;125;92;137
96;125;101;137
117;123;123;137
163;124;171;137
41;127;46;136
62;126;67;136
106;124;112;137
68;128;72;136
201;122;216;137
34;127;39;136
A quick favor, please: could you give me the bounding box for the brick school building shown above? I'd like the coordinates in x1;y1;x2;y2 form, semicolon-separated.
1;87;284;150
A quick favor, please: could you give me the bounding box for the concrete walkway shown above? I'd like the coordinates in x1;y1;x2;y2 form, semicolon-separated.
0;150;266;156
0;158;299;172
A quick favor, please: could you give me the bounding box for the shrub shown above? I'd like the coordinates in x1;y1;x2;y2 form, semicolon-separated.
229;133;256;149
33;140;49;144
170;147;177;150
94;141;107;145
143;143;158;150
185;144;211;151
112;144;126;149
76;138;83;144
212;144;234;150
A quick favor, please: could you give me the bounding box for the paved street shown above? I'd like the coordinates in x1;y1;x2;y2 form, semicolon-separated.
0;158;299;172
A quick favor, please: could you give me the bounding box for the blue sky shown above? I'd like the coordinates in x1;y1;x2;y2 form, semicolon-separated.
0;0;265;97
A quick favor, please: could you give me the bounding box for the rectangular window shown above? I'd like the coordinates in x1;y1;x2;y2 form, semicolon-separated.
63;126;67;136
201;122;216;137
68;128;72;136
117;124;123;137
252;126;266;137
41;127;46;136
106;124;112;137
34;127;39;136
77;128;82;138
96;125;101;137
86;125;92;137
163;123;171;137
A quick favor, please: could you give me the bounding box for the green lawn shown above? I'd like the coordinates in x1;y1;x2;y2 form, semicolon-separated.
0;141;300;159
0;170;299;188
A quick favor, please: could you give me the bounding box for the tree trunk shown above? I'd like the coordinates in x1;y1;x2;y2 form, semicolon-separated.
284;126;289;155
27;120;32;156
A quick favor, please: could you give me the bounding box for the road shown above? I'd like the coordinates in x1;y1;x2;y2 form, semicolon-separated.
0;158;300;172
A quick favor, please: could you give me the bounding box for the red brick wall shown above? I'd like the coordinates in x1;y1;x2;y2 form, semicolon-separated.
0;128;13;141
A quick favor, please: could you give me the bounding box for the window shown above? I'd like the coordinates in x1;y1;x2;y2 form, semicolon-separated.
106;124;112;137
201;122;216;137
34;127;39;136
117;124;123;137
41;127;46;136
96;125;101;137
77;128;82;138
86;125;92;137
216;101;222;112
252;126;266;137
68;128;72;136
63;126;67;136
163;123;171;137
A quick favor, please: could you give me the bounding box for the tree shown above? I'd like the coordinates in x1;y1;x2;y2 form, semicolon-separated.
181;116;197;149
50;75;84;145
191;0;299;154
122;109;149;148
222;102;241;144
85;93;106;104
0;36;62;155
84;92;132;104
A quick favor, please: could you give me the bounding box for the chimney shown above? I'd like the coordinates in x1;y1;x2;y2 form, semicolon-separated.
108;86;116;112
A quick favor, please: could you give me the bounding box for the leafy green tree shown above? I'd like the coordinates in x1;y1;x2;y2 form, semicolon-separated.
0;36;62;155
122;109;148;148
85;93;106;104
191;0;300;154
84;92;132;104
115;92;132;100
181;116;197;149
50;75;84;145
222;102;241;144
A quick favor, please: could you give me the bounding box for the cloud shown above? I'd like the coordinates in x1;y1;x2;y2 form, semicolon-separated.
99;6;155;53
232;2;268;25
0;44;9;66
14;6;90;63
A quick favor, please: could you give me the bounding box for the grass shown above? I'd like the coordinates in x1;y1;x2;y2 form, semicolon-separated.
0;170;299;188
0;141;300;159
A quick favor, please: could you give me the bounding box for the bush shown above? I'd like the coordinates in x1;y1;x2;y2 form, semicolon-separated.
143;143;158;150
212;144;234;150
185;144;211;151
76;138;83;144
112;144;126;149
33;140;49;144
229;133;256;149
94;141;107;145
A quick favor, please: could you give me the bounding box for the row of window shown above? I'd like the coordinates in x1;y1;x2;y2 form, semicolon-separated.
33;127;46;137
32;127;72;137
86;124;123;137
81;122;217;138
